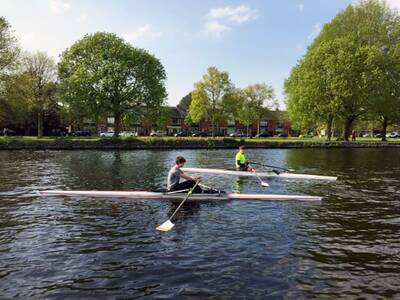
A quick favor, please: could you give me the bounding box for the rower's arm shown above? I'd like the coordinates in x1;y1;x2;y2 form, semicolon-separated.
181;172;200;181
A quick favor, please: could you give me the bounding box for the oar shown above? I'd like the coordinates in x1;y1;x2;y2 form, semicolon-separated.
248;164;269;187
249;162;294;172
156;180;200;232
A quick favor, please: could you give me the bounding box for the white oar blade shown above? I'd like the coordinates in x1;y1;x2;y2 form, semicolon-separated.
261;181;269;187
156;220;175;232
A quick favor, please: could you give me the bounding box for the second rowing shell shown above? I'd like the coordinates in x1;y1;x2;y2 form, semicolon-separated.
182;167;337;181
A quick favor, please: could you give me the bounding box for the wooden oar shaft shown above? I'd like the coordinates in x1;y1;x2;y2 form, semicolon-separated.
169;180;200;221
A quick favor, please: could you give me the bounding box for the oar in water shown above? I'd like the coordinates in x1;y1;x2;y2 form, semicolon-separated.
249;162;294;173
248;164;269;187
156;180;200;232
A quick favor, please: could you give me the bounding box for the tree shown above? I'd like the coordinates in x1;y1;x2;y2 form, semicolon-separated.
285;0;400;141
0;17;19;79
237;83;276;136
178;92;192;111
22;51;58;137
0;17;20;126
58;32;167;137
189;67;235;137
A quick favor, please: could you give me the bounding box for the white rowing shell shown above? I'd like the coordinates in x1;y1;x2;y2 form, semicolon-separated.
182;167;337;181
39;190;321;202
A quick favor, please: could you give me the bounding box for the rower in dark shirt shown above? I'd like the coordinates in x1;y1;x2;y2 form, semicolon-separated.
167;156;202;193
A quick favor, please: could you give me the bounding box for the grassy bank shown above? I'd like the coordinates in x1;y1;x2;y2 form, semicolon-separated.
1;136;400;150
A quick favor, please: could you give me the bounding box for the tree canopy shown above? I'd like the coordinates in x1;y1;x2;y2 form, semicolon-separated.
58;32;167;136
285;0;400;140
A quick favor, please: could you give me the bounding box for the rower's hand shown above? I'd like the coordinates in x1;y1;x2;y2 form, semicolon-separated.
194;176;202;181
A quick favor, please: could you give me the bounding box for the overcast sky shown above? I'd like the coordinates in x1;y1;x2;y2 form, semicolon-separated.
1;0;400;107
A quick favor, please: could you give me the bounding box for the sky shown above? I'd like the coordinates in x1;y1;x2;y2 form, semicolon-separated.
1;0;400;108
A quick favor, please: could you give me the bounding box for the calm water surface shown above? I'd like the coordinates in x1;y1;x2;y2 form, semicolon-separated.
0;149;399;299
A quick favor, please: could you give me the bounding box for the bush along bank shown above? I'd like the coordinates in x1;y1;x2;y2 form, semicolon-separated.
1;136;400;150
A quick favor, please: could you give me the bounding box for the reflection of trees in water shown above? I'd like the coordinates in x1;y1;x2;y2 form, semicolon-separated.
59;150;175;190
233;177;244;193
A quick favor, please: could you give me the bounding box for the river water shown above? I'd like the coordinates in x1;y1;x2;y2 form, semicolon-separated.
0;149;399;299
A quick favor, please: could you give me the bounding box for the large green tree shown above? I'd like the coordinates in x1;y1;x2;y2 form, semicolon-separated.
285;0;400;141
189;67;235;137
237;83;276;136
58;32;167;136
0;17;20;126
22;51;58;137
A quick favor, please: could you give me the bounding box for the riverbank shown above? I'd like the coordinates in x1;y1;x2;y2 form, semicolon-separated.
1;136;400;150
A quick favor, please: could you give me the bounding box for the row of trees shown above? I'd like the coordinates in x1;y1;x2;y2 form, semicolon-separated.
285;0;400;141
188;67;277;137
0;17;59;136
0;17;167;137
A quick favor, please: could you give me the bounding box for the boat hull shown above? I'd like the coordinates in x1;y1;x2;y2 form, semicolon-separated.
39;190;322;202
182;167;337;181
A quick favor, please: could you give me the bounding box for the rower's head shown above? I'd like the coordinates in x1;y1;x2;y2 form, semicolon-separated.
176;156;186;167
239;145;245;154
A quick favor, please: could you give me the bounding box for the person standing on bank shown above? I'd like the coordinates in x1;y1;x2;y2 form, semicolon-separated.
167;156;202;193
235;145;255;172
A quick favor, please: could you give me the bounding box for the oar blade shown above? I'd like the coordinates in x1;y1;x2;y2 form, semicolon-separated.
156;220;175;232
261;181;269;187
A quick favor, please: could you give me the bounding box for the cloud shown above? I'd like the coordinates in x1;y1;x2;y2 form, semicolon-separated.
385;0;400;10
49;0;71;15
298;3;304;13
208;5;258;24
76;13;88;24
308;23;322;40
121;24;163;43
204;21;231;37
204;5;258;37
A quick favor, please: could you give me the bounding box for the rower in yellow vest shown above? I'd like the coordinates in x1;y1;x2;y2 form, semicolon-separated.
235;145;255;172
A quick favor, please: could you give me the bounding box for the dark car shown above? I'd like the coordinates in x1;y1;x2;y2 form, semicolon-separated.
72;130;91;137
192;131;208;137
255;131;271;138
2;128;16;136
277;132;288;137
174;131;190;137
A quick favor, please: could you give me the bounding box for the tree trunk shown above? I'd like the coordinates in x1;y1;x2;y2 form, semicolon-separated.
211;115;215;138
257;120;260;136
326;114;333;141
246;124;249;137
381;117;388;141
114;111;121;137
342;117;355;141
37;111;43;137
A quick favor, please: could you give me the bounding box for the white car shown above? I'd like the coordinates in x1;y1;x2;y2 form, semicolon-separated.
100;131;114;137
120;131;137;137
387;132;399;138
150;130;165;136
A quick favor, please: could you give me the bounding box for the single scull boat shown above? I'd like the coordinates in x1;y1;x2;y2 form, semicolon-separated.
182;167;337;181
39;190;322;202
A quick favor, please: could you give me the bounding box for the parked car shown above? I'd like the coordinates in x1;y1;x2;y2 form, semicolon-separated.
150;130;165;137
2;128;16;136
277;132;288;137
229;131;246;137
255;131;271;138
99;131;114;137
174;131;190;137
73;130;91;136
192;131;208;137
375;133;384;138
120;131;137;137
386;132;399;138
